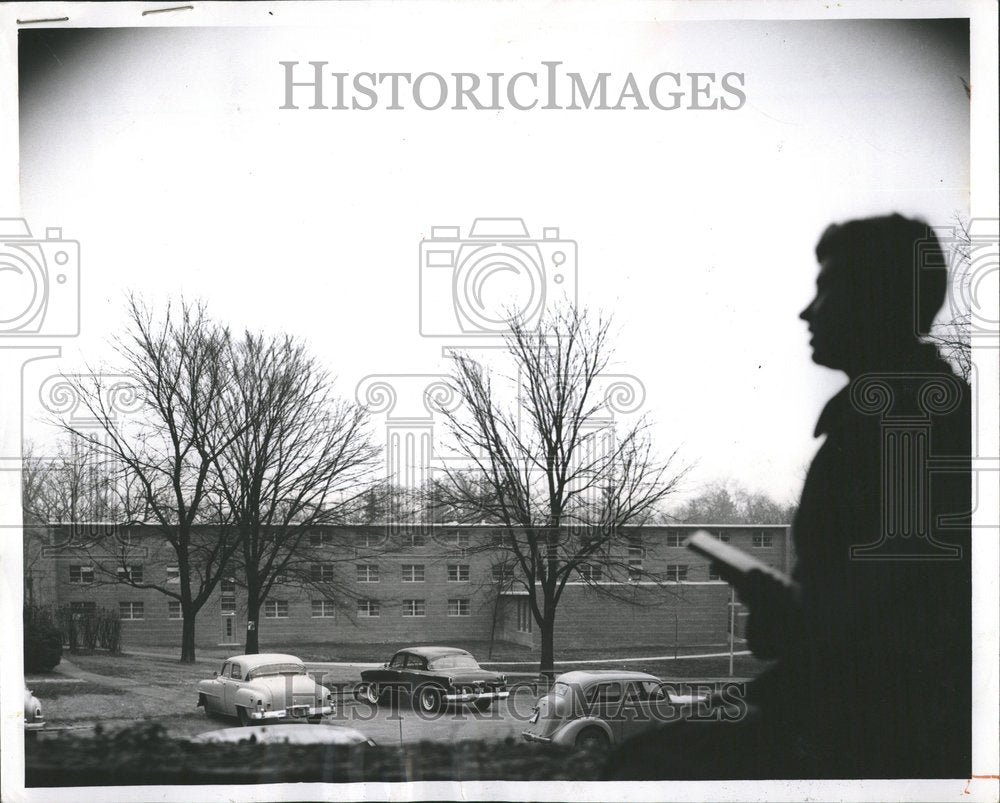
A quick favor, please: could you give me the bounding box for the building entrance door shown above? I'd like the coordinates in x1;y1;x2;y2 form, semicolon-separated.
221;614;237;644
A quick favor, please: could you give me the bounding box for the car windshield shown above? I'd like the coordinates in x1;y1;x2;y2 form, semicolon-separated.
428;654;479;671
552;681;573;698
247;663;306;679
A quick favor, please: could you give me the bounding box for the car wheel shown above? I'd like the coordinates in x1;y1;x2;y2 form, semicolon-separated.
418;686;441;714
236;706;252;727
473;699;492;712
575;726;610;751
363;683;380;706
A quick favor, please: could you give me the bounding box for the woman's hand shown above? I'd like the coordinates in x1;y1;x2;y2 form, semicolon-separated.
733;568;802;659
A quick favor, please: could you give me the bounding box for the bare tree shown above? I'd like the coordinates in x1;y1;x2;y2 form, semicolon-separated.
668;478;797;525
433;306;688;675
22;438;131;525
59;297;245;662
213;332;381;654
926;215;972;381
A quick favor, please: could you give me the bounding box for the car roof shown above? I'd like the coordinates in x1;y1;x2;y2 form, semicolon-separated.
224;653;304;670
395;646;472;659
553;670;659;685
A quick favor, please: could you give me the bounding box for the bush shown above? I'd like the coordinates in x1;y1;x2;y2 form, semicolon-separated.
24;612;63;673
54;604;122;653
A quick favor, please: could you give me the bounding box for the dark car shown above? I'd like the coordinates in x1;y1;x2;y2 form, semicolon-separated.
358;646;509;713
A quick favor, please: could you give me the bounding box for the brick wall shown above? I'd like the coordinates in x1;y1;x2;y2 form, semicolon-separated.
35;523;791;652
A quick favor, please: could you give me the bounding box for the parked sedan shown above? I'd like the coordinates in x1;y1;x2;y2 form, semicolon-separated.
522;670;708;750
197;653;335;726
358;646;509;713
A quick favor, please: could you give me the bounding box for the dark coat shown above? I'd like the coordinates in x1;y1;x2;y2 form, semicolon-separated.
605;348;971;779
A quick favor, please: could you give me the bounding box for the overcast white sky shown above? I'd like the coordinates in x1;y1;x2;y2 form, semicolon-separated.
17;16;970;506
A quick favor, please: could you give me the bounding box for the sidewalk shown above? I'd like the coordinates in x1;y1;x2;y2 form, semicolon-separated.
480;649;752;667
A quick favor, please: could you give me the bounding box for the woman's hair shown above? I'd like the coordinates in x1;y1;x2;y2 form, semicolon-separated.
815;213;948;336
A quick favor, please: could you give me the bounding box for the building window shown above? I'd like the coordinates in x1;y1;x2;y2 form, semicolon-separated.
357;564;380;582
716;531;731;543
406;531;426;548
708;564;721;581
357;600;380;618
491;566;511;583
401;564;425;582
166;566;180;584
578;564;603;581
221;597;237;614
627;539;644;580
447;598;471;617
402;599;425;617
666;564;689;582
116;565;143;583
311;599;336;618
447;564;470;582
119;601;144;620
664;532;684;547
264;599;289;618
221;577;236;594
311;563;335;582
450;531;471;549
70;601;96;617
168;601;182;620
752;533;773;548
310;530;334;547
69;565;94;585
516;598;533;633
356;531;380;549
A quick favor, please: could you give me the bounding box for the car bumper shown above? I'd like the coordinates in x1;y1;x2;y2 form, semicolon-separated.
444;690;510;703
249;704;334;720
522;730;552;743
25;721;46;732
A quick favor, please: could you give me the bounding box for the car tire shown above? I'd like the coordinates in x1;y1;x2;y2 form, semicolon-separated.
473;699;492;712
417;686;441;714
236;706;252;727
363;683;380;707
575;726;610;751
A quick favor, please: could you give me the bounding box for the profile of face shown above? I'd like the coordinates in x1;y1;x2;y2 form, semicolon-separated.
799;257;860;372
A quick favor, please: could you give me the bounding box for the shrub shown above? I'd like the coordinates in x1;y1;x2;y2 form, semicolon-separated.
24;610;63;673
53;604;122;653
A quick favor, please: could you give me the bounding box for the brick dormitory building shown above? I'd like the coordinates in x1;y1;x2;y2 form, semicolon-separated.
24;523;792;652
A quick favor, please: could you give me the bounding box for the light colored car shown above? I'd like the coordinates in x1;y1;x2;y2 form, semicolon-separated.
197;653;335;726
522;670;708;750
24;687;44;735
193;723;374;746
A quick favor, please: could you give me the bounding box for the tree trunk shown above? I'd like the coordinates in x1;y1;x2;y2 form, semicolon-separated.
244;584;261;654
180;611;196;663
539;617;556;678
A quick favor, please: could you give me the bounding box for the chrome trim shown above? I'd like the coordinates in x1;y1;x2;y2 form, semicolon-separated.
522;730;551;743
248;704;333;720
444;690;510;703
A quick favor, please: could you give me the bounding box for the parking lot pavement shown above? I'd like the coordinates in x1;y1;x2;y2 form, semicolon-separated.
34;680;540;745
